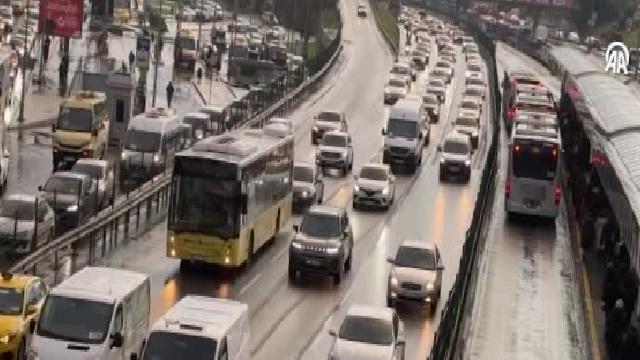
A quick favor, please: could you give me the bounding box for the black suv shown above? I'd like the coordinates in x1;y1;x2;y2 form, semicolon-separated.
289;206;353;284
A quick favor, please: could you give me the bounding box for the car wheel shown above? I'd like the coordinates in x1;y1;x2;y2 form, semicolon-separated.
387;296;395;308
333;264;344;285
343;164;349;177
345;251;352;272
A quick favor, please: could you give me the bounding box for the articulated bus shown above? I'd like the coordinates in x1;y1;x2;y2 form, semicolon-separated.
168;123;294;268
505;115;561;218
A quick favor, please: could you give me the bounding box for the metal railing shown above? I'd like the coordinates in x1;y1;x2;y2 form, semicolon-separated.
8;11;344;284
422;2;502;359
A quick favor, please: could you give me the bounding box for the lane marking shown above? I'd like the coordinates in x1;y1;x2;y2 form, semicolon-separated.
270;243;290;265
239;273;263;296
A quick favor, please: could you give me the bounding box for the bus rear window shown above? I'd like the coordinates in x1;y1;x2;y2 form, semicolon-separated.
514;78;540;86
517;102;554;113
512;141;558;181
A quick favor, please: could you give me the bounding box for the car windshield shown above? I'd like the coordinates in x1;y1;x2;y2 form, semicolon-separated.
468;79;483;86
395;246;437;270
179;37;196;50
423;96;437;105
322;134;347;147
293;166;314;183
57;108;93;132
461;101;479;110
317;112;341;122
444;141;469;154
124;129;162;153
339;315;393;345
391;65;409;75
37;295;113;344
468;64;482;72
388;79;405;88
0;287;23;315
301;213;341;238
436;62;450;68
72;164;104;179
360;167;387;181
142;332;217;360
429;80;444;88
45;177;81;195
387;118;417;139
456;117;477;127
465;89;482;97
0;199;35;220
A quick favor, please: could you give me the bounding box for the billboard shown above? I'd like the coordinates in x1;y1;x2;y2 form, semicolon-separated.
38;0;84;38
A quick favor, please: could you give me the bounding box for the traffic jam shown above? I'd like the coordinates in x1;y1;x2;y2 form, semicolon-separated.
0;1;570;360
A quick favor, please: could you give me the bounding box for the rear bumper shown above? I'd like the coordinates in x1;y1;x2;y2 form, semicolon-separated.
383;150;417;165
353;192;391;207
316;158;347;168
289;253;341;275
440;163;470;176
505;200;558;218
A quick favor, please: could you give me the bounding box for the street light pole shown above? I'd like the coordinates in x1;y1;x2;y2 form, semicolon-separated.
17;0;31;130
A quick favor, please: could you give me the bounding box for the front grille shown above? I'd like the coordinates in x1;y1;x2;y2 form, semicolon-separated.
320;151;341;159
390;147;410;155
401;282;421;291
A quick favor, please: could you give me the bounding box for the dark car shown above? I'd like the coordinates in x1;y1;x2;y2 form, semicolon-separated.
289;206;353;284
41;172;99;235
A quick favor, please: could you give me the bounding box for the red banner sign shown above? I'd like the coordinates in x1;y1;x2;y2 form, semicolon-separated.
38;0;84;38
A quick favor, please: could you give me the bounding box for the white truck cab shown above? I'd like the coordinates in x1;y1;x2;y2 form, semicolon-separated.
133;296;249;360
382;98;428;173
29;267;150;360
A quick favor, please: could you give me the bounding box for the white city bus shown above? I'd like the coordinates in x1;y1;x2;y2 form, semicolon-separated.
505;116;561;218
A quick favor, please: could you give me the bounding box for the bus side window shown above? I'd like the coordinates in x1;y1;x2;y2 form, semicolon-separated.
115;100;125;123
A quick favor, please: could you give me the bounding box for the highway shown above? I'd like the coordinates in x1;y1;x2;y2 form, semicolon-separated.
465;42;589;360
85;1;494;359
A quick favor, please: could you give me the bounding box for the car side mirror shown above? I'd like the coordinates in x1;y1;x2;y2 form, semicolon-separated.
26;304;38;315
437;145;442;152
328;329;337;337
38;185;43;192
437;265;445;271
293;225;299;232
381;128;386;136
387;256;395;264
111;332;124;348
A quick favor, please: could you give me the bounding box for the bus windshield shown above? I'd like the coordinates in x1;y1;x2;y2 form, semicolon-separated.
512;140;558;181
57;108;93;132
172;176;241;238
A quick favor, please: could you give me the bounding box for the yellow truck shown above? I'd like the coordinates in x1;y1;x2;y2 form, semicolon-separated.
53;91;109;170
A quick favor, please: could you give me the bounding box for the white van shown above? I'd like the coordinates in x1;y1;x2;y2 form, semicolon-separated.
120;108;182;186
132;296;249;360
382;98;429;173
29;267;150;360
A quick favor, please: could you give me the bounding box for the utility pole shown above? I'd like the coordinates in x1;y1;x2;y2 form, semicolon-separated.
152;0;163;106
197;0;203;52
17;0;31;132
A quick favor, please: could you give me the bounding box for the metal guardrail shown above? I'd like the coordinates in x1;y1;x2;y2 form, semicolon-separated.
422;2;502;359
369;0;399;56
8;14;345;281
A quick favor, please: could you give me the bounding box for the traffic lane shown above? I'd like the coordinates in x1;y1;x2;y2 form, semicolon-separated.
253;36;492;359
465;140;587;359
496;42;561;97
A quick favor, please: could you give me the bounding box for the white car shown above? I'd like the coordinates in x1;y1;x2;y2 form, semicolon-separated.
390;62;413;85
266;117;294;134
72;159;115;209
384;76;409;104
353;163;395;210
357;4;367;17
466;61;483;75
568;31;580;43
436;59;455;77
292;162;324;208
426;78;446;100
439;131;472;182
465;71;484;86
453;113;480;148
0;194;55;255
316;131;354;176
329;305;405;360
464;84;485;100
433;66;452;84
387;240;445;311
459;96;482;121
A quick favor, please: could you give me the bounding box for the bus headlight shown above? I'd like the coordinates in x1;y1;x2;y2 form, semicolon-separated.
301;190;309;198
195;129;204;139
66;205;78;212
169;235;175;244
0;333;16;344
465;159;471;166
121;150;129;160
224;246;231;264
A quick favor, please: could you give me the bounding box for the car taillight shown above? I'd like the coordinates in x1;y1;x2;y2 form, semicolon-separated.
507;107;516;119
555;186;561;204
505;180;511;198
82;149;92;158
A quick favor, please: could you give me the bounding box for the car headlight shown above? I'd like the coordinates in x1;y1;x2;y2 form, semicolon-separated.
291;241;303;249
0;333;16;344
465;159;471;166
153;153;161;163
301;190;309;198
340;152;347;159
325;246;340;255
440;156;445;164
353;183;360;192
312;125;319;131
66;204;78;212
382;186;390;196
120;150;128;160
195;129;204;139
390;275;399;287
425;282;435;291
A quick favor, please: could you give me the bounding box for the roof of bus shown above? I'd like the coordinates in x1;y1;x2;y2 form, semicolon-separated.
513;122;560;143
128;108;180;133
177;124;293;167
